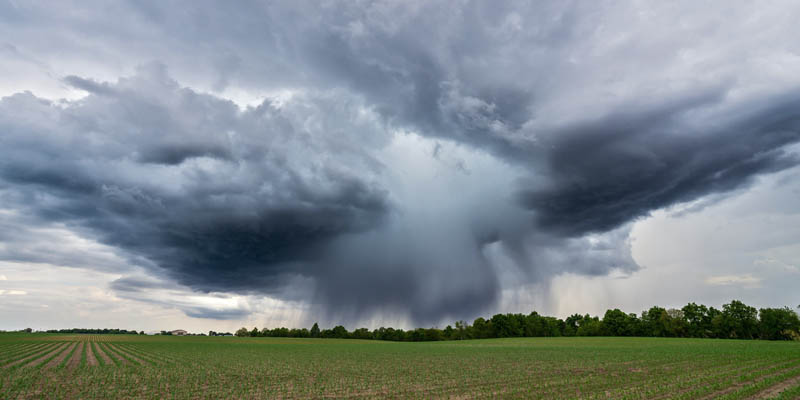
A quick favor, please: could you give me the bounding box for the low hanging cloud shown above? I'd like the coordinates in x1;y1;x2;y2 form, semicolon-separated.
2;1;800;325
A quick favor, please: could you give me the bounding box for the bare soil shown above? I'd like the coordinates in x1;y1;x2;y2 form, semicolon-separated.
0;343;47;362
107;343;147;365
85;341;99;366
698;364;800;400
43;342;78;370
116;343;171;363
66;341;84;370
91;342;113;365
1;343;62;369
21;342;70;369
748;374;800;399
99;342;128;365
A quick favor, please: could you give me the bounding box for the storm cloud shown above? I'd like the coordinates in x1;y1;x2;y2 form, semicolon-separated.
2;1;800;326
0;65;390;296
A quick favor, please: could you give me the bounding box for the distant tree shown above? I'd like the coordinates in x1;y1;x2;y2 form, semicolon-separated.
235;327;249;337
490;314;512;338
759;307;800;340
310;323;320;338
331;325;349;339
352;328;372;340
454;321;468;340
682;302;712;338
602;309;632;336
564;314;582;337
424;328;443;341
575;315;603;336
23;328;32;333
472;317;491;339
543;316;565;337
642;306;669;337
720;300;758;339
666;309;688;337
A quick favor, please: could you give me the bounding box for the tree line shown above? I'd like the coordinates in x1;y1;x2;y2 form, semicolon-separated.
235;300;800;341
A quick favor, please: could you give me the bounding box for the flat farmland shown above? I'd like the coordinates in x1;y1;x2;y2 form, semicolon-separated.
1;334;799;399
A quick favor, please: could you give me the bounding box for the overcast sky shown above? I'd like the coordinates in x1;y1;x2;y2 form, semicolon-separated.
1;1;799;332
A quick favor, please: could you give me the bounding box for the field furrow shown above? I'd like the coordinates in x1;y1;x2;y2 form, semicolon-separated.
85;340;99;366
1;342;60;369
99;342;128;365
67;341;85;370
117;343;178;364
749;374;800;399
43;342;78;370
0;343;49;362
105;343;146;365
91;341;113;365
693;364;800;400
17;342;70;369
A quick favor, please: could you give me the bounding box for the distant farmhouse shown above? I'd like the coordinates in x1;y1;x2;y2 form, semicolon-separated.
170;329;188;336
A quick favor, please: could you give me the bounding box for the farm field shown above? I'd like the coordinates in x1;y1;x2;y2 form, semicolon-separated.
0;334;799;399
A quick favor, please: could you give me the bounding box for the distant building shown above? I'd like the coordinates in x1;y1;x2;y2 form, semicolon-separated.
171;329;188;336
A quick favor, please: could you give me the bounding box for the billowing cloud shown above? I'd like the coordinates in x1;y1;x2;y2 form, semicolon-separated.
0;65;389;298
1;1;800;326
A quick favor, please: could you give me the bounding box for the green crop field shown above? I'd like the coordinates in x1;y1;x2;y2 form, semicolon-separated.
1;334;799;399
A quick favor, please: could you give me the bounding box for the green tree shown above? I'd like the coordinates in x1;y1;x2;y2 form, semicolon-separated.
454;321;468;340
352;328;372;339
443;325;454;339
331;325;349;338
682;302;711;338
310;322;320;338
642;306;670;337
472;317;491;339
720;300;758;339
759;307;800;340
564;314;582;336
666;309;688;337
602;309;632;336
235;327;249;337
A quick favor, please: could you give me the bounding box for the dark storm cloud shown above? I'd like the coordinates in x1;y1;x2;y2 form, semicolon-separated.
0;65;390;297
3;1;800;325
518;91;800;236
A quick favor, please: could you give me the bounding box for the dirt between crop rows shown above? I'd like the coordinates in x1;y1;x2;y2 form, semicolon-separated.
697;363;800;400
107;343;147;365
92;342;113;365
0;343;49;361
115;344;167;363
85;341;99;366
21;342;71;369
44;342;78;369
748;374;800;399
100;343;129;365
66;342;84;370
2;343;62;369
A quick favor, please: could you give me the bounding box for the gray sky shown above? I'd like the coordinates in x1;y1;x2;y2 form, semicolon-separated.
1;1;799;332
